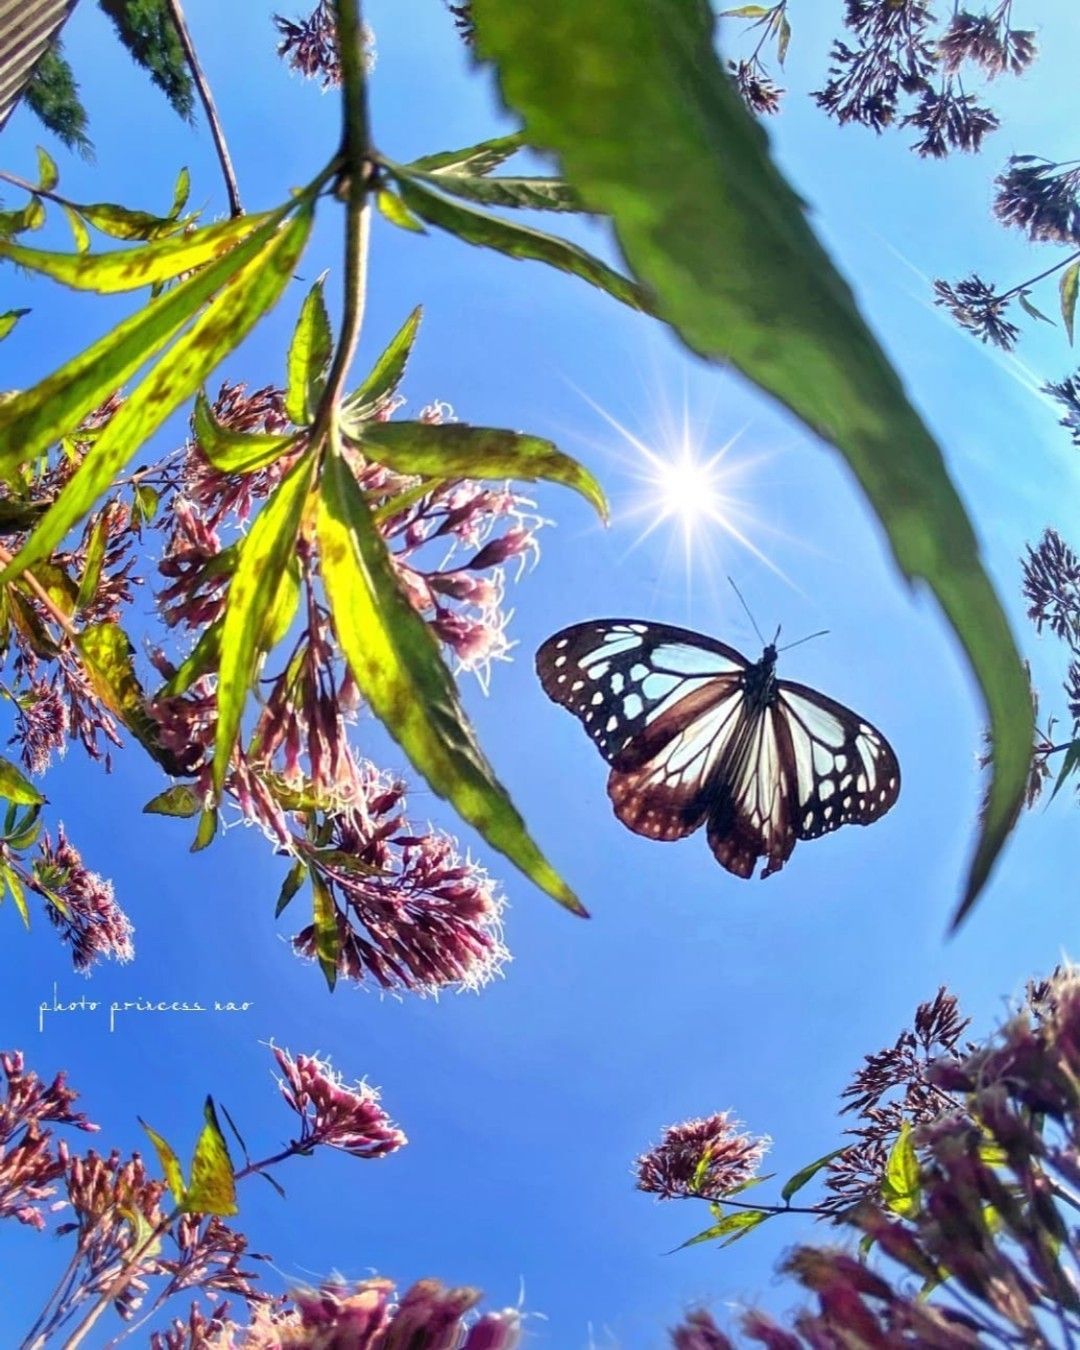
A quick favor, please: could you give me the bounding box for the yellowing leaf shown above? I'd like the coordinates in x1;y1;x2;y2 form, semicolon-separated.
184;1097;238;1215
1060;262;1079;346
213;454;316;797
285;277;334;424
0;210;277;295
343;305;422;417
1;206;314;584
141;1119;187;1204
311;871;341;992
317;441;582;914
0;755;45;807
882;1122;921;1218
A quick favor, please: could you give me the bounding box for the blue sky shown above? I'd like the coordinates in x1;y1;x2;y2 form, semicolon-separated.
1;2;1078;1345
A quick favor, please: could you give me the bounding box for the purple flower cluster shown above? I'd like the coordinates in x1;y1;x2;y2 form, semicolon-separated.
636;1112;769;1202
272;1046;407;1158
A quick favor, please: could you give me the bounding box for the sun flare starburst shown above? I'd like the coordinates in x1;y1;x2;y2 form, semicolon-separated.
575;391;794;601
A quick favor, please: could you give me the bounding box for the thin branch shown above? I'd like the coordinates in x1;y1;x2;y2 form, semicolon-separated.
163;0;244;217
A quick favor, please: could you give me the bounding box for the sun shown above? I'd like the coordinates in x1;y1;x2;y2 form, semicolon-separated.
573;390;792;599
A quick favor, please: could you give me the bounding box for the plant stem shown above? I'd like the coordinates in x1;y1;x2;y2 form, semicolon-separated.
0;543;79;641
163;0;244;217
312;0;374;447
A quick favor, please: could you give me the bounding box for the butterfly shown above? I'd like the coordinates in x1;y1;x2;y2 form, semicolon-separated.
535;619;900;879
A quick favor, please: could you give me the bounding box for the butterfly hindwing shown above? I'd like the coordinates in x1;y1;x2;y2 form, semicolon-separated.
777;681;901;840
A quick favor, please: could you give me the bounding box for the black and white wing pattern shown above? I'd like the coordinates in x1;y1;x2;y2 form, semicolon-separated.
536;619;900;880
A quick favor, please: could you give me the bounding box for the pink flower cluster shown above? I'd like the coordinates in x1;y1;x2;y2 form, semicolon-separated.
272;1046;407;1159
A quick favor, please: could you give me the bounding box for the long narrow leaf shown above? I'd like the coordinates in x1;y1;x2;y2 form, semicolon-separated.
213;454;316;797
0;208;292;482
343;305;422;417
353;420;607;520
317;441;582;914
391;174;650;314
285;277;333;424
1;207;314;585
0;211;275;294
398;165;582;213
409;132;525;175
473;0;1034;923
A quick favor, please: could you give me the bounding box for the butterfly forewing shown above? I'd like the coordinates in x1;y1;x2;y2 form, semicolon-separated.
536;619;900;880
535;620;748;767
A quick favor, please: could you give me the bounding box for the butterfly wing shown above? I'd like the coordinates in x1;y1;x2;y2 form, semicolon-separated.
536;620;750;842
775;680;901;841
536;620;749;767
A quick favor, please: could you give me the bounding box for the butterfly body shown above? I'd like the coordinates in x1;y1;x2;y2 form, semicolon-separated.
536;620;900;880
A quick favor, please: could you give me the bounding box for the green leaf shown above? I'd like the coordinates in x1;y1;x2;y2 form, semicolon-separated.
1;206;314;583
285;276;334;424
213;454;316;797
75;200;193;241
275;859;308;917
1049;739;1080;803
409;132;525;175
344;305;422;417
4;866;29;928
143;784;202;818
35;146;59;192
141;1119;187;1204
76;511;110;611
780;1148;845;1202
133;482;160;525
184;1097;238;1216
1018;291;1053;325
778;14;792;64
391;174;650;313
353;420;608;521
881;1122;921;1217
376;188;426;233
191;807;218;852
398;165;582;213
1060;262;1079;346
159;617;223;697
674;1208;770;1251
5;805;42;851
472;0;1034;926
193;390;296;474
719;5;770;15
0;309;30;341
0;210;277;295
170;167;192;219
310;871;341;991
0;755;45;807
0;208;291;484
316;442;582;914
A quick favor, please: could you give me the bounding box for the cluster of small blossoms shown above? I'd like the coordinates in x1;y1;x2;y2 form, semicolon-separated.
636;1112;770;1202
145;383;524;994
207;1276;522;1350
272;1;374;88
932;273;1020;349
994;157;1080;245
272;1046;407;1158
662;969;1080;1346
56;1148;168;1323
0;1049;97;1230
812;1;1033;158
34;825;135;972
728;58;784;117
822;986;971;1212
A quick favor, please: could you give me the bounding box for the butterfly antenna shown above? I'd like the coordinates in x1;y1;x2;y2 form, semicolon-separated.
778;629;829;653
727;577;767;647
